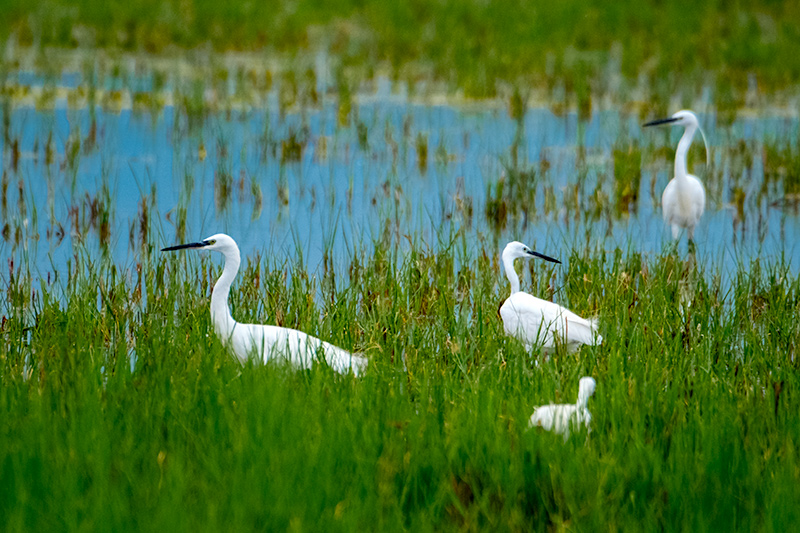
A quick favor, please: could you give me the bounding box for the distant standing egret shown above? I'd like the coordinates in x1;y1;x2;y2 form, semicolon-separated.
529;376;596;440
500;241;602;356
162;234;367;375
643;110;710;242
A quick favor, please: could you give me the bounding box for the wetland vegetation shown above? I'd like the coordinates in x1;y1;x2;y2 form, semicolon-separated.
2;0;800;530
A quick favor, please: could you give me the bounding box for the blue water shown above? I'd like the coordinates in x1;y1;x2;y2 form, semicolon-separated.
2;86;800;291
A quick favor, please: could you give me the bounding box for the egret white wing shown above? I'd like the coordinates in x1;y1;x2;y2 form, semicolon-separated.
529;404;589;440
500;292;601;351
224;323;367;375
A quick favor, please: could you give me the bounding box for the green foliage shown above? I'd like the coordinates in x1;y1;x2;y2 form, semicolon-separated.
2;242;800;530
2;0;799;99
613;142;643;214
764;138;800;198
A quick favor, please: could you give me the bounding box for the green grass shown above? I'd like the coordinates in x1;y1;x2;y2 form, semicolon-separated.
2;3;799;527
2;237;800;530
2;0;800;103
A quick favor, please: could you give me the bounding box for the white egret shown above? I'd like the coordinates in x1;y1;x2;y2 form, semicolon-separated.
643;109;710;242
500;241;602;356
529;376;596;440
162;234;367;375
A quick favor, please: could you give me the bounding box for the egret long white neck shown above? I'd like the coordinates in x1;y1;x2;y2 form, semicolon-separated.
210;247;240;341
674;123;697;180
503;252;521;294
578;390;590;408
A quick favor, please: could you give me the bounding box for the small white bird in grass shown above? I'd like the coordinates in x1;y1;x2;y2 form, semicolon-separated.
162;234;367;375
643;109;710;242
529;377;596;440
499;241;602;356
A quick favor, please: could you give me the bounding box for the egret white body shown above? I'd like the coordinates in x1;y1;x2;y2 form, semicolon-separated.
644;110;709;241
499;241;602;355
162;234;367;375
529;377;596;440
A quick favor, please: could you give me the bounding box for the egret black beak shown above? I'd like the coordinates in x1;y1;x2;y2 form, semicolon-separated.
643;117;679;127
161;240;210;252
527;250;561;264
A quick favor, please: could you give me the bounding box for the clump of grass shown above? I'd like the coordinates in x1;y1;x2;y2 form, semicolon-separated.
484;177;508;232
214;140;233;211
484;158;542;231
763;139;800;202
613;142;642;215
356;120;369;152
280;128;306;164
415;132;428;175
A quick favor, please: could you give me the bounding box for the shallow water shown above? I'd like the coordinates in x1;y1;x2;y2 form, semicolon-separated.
2;72;800;289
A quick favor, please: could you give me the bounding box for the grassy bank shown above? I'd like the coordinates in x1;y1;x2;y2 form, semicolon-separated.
1;238;799;530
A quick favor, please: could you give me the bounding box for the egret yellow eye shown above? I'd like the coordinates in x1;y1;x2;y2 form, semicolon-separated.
207;239;216;245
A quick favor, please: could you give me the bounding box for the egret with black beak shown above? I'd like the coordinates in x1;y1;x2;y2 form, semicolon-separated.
162;234;367;375
500;241;603;357
499;241;602;356
643;110;710;242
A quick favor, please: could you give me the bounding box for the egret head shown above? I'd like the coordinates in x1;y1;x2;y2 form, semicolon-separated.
502;241;561;264
643;109;699;128
643;109;709;166
577;377;596;406
161;233;238;256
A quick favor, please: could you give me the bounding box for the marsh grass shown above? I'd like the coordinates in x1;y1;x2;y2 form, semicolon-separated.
2;234;800;530
613;142;642;215
2;8;800;525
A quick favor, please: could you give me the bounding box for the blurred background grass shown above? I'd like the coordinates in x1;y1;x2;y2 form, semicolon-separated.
2;0;799;100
